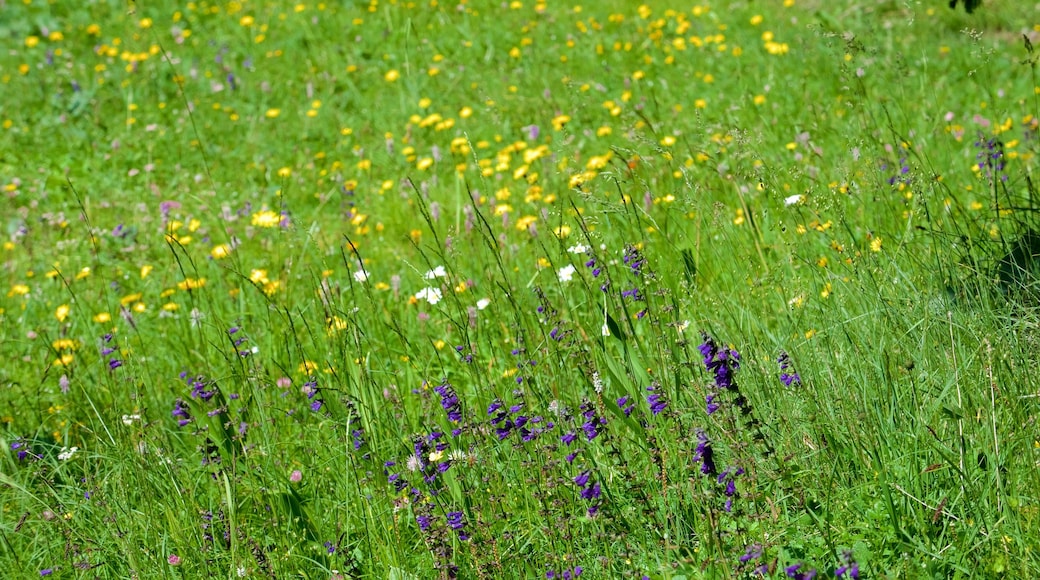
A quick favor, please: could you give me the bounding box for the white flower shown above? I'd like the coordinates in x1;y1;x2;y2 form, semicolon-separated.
567;243;589;254
58;446;79;461
353;269;369;283
424;265;447;279
784;194;804;206
558;264;576;282
428;450;444;462
405;454;423;472
415;287;443;305
601;323;611;336
476;298;491;310
592;371;604;394
122;414;141;426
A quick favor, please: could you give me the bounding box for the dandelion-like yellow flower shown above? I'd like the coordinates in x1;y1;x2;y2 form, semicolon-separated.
251;210;281;227
55;304;70;322
265;108;281;119
384;69;400;82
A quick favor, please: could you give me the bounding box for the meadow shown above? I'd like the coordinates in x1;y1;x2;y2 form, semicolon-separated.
2;0;1040;577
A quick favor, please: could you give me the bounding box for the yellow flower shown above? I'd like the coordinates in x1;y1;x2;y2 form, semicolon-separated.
211;244;232;259
384;69;400;82
139;18;153;29
265;108;281;119
552;115;571;130
870;237;882;252
55;304;70;322
660;136;676;147
240;15;255;26
177;278;206;290
251;209;281;227
459;106;473;118
93;312;111;323
277;167;292;178
25;36;40;48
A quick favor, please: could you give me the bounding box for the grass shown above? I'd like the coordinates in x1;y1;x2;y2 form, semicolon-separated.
2;0;1040;577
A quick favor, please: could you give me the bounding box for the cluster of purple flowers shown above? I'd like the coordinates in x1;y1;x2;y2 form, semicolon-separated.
183;372;216;402
885;156;911;187
785;563;817;579
445;510;469;541
621;245;648;318
414;431;452;488
101;333;122;370
302;377;323;412
836;551;860;579
738;544;769;576
778;351;802;387
435;381;463;430
616;395;635;417
384;460;409;493
171;399;193;427
10;438;40;461
228;326;253;358
693;429;716;476
645;383;668;415
578;399;605;442
453;345;474;364
698;333;741;414
717;466;745;512
975;135;1008;183
573;470;602;516
546;566;583;579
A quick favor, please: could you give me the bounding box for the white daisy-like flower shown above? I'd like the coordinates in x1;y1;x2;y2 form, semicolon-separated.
424;265;447;279
58;446;79;461
476;298;491;310
567;243;589;254
415;287;443;305
558;264;576;282
784;194;804;206
353;269;369;282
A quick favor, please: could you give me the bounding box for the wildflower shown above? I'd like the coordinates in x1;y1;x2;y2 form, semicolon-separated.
57;446;78;461
171;399;193;427
718;466;745;512
578;400;605;441
645;384;668;415
617;395;635;417
693;429;716;476
740;544;763;563
40;570;53;577
784;194;803;206
424;265;447;279
445;511;469;540
290;470;302;482
168;554;182;566
251;209;281;227
476;298;491;310
622;245;646;275
558;264;576;282
434;381;463;424
784;563;816;579
414;287;443;305
778;353;802;387
836;551;860;579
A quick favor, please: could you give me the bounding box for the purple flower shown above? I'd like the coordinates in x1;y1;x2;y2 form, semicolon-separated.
836;550;860;579
740;544;763;563
617;395;634;417
434;381;463;423
693;429;716;476
785;563;816;579
778;351;802;387
646;385;668;415
446;510;469;540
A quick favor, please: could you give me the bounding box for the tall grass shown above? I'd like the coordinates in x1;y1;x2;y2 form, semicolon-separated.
2;0;1040;577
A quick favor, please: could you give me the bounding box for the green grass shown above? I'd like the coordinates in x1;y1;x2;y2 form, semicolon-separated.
2;0;1040;577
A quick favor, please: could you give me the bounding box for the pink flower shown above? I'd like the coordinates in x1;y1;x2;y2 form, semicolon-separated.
168;554;181;566
290;469;302;482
